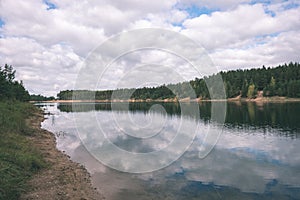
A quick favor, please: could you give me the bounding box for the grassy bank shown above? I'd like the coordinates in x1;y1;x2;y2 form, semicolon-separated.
0;101;45;200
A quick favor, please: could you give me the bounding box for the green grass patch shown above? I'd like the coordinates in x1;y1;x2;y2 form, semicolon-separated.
0;101;45;200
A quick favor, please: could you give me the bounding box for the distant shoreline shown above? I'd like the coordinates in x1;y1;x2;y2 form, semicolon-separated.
30;96;300;103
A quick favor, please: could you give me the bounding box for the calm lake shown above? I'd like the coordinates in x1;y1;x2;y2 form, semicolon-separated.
37;102;300;200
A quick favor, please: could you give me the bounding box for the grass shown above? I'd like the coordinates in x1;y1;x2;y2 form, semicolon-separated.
0;101;45;200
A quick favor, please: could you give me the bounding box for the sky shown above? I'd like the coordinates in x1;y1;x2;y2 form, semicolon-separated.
0;0;299;96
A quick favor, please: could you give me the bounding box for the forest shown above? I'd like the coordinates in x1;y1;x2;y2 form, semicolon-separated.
57;62;300;100
0;64;30;101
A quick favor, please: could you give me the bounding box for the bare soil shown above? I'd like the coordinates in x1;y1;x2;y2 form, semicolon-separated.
21;110;105;200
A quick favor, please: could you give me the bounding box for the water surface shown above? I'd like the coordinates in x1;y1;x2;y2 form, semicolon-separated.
38;102;300;199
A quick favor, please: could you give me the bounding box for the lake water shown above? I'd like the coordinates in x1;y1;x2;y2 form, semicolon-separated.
37;102;300;200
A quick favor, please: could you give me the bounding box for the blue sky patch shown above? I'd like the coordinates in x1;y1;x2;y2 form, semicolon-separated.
283;2;299;10
183;5;219;18
171;22;184;28
249;0;271;5
250;0;299;10
255;32;280;39
44;0;57;10
0;18;5;28
250;32;280;46
268;32;280;37
170;5;218;28
264;7;276;17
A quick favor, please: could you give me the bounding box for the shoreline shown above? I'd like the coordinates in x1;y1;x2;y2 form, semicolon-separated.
31;96;300;103
21;108;104;200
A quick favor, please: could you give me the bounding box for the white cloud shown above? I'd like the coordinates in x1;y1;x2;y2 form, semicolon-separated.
180;3;300;69
0;36;82;96
182;4;300;49
0;0;299;96
0;0;107;56
211;30;300;69
178;0;252;10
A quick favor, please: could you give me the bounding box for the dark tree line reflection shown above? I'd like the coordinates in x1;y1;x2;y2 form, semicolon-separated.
57;102;300;137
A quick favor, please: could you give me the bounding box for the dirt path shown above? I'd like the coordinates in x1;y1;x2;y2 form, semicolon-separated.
21;110;105;200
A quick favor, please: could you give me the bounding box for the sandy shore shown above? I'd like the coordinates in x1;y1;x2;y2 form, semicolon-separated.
31;96;300;104
21;109;105;200
228;96;300;103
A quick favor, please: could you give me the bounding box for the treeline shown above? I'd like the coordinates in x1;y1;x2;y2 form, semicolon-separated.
57;62;300;100
0;64;30;101
57;86;176;100
30;94;55;102
221;62;300;98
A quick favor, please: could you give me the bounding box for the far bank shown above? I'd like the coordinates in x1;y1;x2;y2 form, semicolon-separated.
30;96;300;104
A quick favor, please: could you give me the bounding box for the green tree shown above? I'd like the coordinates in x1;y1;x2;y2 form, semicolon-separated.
269;76;276;96
247;84;256;99
0;64;29;101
